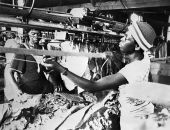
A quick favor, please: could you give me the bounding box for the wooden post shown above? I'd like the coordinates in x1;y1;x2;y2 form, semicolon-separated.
167;16;170;41
167;16;170;56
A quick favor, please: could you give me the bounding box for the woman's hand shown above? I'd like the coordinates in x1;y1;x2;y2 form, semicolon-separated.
104;51;113;59
15;89;23;98
41;57;63;73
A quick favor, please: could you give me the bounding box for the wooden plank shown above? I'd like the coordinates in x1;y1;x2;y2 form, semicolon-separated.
0;3;125;28
151;57;170;62
151;62;170;70
0;15;122;37
0;4;70;23
51;0;170;12
0;47;106;58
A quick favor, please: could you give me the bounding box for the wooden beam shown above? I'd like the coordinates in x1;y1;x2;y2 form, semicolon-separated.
0;47;106;58
0;3;127;30
51;0;170;12
0;4;70;23
0;15;122;37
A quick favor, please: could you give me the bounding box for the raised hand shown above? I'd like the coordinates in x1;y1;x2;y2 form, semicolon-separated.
41;57;64;73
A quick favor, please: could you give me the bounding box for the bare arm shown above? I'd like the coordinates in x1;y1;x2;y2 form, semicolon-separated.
65;70;127;92
42;59;128;92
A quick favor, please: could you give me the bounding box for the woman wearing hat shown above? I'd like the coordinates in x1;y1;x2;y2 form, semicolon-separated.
42;21;156;130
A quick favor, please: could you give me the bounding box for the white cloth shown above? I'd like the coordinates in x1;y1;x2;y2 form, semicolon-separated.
4;39;20;101
70;8;87;18
60;41;88;93
4;39;20;63
118;53;154;130
0;103;9;122
119;53;150;84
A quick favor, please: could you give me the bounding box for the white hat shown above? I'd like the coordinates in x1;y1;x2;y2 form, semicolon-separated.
128;21;156;51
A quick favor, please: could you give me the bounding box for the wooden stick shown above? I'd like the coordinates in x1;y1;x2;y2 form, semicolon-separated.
0;47;106;58
151;57;170;62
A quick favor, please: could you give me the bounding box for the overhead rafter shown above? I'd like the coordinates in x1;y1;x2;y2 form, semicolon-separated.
1;0;170;11
50;0;170;12
0;3;127;33
0;15;122;37
0;2;71;23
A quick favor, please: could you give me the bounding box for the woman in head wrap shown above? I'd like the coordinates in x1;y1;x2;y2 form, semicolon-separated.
42;21;156;130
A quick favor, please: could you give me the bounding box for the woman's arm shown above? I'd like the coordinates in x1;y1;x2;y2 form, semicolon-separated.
41;59;128;92
65;69;127;92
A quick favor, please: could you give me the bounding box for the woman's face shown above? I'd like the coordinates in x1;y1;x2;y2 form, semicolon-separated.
29;30;40;44
119;31;136;54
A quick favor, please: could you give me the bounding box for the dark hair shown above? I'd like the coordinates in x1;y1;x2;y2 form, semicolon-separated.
125;40;144;58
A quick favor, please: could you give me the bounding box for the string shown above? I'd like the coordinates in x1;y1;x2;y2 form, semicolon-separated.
0;55;41;65
101;58;109;78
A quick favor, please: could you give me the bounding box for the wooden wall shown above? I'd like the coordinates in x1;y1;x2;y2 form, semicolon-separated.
150;62;170;85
